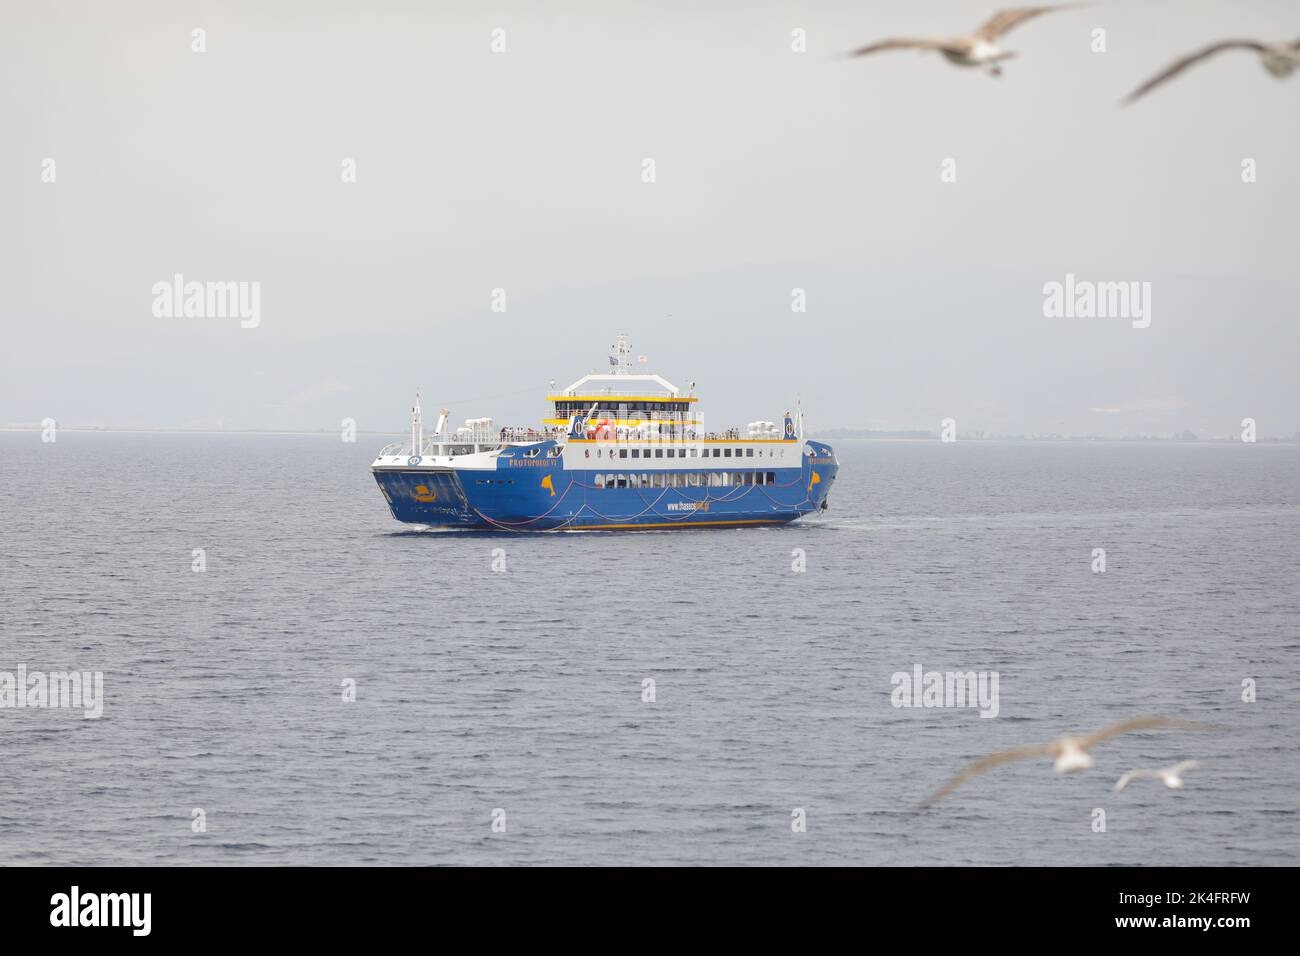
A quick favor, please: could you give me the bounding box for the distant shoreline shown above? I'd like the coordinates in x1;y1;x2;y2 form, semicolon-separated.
818;432;1300;443
0;426;407;438
2;426;1297;443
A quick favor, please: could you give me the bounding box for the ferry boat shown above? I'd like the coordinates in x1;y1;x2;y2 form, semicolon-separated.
371;336;837;531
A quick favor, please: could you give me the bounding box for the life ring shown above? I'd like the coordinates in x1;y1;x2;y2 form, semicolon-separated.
408;456;422;466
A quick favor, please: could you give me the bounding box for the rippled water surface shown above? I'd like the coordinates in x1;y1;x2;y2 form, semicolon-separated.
1;433;1297;865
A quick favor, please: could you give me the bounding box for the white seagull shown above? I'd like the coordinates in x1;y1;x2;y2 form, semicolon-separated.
1113;760;1202;791
924;715;1205;806
1123;37;1300;104
846;5;1084;77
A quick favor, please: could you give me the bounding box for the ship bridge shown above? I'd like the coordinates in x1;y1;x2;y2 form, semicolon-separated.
544;335;700;431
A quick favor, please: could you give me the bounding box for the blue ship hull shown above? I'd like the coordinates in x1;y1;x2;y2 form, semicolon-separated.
374;441;838;532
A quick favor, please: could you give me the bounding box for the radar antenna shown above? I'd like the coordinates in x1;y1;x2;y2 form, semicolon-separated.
609;334;634;375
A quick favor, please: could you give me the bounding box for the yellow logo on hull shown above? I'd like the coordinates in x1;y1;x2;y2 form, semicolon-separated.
807;471;821;493
414;484;437;503
541;474;556;497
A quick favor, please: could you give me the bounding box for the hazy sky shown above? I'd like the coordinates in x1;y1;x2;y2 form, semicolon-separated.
4;0;1298;437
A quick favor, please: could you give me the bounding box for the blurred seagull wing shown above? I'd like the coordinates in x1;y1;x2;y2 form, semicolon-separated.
1113;768;1159;791
923;742;1056;806
1080;715;1205;749
1122;41;1268;104
976;6;1078;41
846;38;943;57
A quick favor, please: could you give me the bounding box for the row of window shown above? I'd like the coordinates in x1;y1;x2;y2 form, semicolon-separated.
593;472;778;489
556;401;690;414
589;446;766;460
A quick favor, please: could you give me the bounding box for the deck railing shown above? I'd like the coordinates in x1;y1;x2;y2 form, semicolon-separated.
378;427;564;458
378;425;787;458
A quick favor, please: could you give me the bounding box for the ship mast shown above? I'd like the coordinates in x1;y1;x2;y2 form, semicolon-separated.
411;388;423;454
610;334;633;376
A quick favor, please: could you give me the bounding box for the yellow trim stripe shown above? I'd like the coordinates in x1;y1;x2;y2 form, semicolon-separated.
577;518;785;530
543;419;704;427
564;438;797;444
548;395;699;403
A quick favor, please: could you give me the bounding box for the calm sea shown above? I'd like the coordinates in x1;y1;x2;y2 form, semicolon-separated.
1;432;1296;865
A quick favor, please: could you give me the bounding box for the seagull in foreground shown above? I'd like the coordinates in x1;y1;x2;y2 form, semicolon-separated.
846;5;1083;77
923;716;1206;806
1113;760;1201;791
1122;37;1300;104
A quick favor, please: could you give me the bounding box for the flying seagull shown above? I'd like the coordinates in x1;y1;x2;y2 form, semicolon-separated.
1123;37;1300;104
923;715;1205;806
846;5;1083;77
1113;760;1201;791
